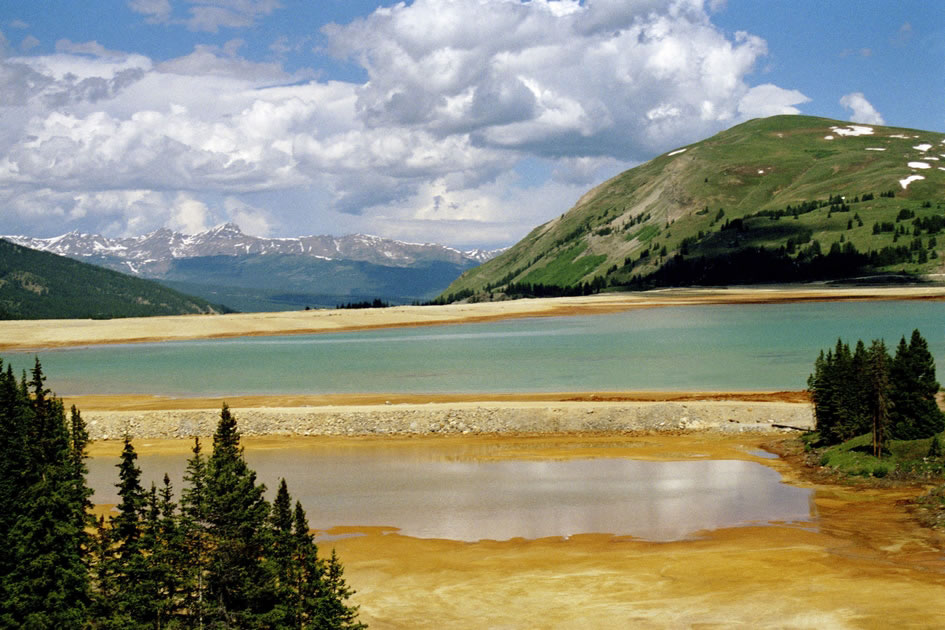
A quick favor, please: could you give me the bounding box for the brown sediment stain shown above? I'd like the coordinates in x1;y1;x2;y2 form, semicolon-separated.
89;432;945;628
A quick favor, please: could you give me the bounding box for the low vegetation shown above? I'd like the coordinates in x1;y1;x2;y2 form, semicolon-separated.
0;359;365;629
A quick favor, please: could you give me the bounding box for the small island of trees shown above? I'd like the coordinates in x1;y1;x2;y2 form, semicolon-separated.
0;359;365;629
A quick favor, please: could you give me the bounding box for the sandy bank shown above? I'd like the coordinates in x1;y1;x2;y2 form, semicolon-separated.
3;285;943;351
76;398;814;441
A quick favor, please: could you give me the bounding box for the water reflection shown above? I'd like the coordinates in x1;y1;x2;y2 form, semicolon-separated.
88;447;814;542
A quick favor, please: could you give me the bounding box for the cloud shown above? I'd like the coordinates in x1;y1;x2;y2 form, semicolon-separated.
55;39;127;59
130;0;283;33
9;20;29;30
19;36;39;52
892;22;912;46
839;92;885;125
128;0;173;23
224;197;272;236
737;83;811;118
324;0;781;161
0;0;809;247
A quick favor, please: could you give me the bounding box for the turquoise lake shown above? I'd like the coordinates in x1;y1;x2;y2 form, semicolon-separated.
6;301;943;396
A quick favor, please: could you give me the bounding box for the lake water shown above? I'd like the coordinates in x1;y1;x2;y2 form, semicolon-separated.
6;301;943;395
87;444;814;542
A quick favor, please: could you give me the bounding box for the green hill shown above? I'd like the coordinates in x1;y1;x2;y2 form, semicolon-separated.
0;238;231;319
441;115;945;300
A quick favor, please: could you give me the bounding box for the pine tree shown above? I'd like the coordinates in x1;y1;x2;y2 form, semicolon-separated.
1;359;91;627
889;329;945;439
321;548;367;630
179;436;211;628
109;436;152;626
205;404;279;627
868;339;890;458
270;479;297;628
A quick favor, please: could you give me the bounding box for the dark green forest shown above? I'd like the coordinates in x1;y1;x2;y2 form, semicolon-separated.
0;239;231;319
0;359;364;629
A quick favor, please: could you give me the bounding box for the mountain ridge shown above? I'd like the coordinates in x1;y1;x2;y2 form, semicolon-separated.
3;223;505;277
441;115;945;300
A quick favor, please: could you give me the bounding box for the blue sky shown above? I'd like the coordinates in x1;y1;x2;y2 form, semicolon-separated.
0;0;941;248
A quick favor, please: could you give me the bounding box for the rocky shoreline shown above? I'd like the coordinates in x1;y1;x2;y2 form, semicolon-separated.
81;400;814;440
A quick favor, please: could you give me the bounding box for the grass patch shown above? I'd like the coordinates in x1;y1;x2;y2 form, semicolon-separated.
627;224;660;243
813;431;945;479
520;243;607;286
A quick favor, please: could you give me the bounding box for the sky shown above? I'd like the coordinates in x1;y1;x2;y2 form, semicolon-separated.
0;0;942;249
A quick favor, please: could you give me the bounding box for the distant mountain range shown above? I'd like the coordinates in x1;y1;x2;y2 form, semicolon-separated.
443;115;945;300
4;224;505;311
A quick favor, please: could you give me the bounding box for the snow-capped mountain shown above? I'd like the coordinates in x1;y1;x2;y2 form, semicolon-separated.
3;223;504;277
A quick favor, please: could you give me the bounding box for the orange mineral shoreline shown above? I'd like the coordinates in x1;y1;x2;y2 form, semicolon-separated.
2;285;943;351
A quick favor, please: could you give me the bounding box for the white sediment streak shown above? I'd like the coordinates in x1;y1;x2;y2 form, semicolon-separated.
900;175;925;189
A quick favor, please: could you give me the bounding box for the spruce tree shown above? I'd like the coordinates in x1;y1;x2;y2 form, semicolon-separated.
1;359;91;628
868;340;890;458
270;479;300;628
179;436;211;628
109;436;151;626
205;404;279;627
889;329;945;439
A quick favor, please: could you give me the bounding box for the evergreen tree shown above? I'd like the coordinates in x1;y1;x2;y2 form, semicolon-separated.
179;436;211;628
154;473;184;627
889;329;945;439
868;340;890;458
108;436;152;627
1;359;91;628
205;404;279;627
321;548;367;630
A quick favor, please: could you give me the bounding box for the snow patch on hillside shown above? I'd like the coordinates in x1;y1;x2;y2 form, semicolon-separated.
914;143;933;152
865;147;886;151
908;162;931;169
667;148;687;156
900;175;925;189
831;125;873;137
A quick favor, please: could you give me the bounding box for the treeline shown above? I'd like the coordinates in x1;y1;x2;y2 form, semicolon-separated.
336;298;390;309
620;236;936;289
0;359;365;629
808;330;944;451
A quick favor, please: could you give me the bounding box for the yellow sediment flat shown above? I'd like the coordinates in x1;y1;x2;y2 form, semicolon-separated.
3;286;943;351
88;433;945;628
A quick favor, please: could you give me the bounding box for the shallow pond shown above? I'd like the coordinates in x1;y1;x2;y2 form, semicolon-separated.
88;443;814;541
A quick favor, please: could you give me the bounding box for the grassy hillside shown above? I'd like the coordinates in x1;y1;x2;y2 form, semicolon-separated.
0;238;230;319
441;115;945;300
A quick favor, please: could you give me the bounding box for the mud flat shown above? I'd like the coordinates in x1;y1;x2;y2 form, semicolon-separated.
3;285;944;351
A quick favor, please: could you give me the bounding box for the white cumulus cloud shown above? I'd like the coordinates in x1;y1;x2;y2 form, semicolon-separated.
839;92;885;125
0;0;810;247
